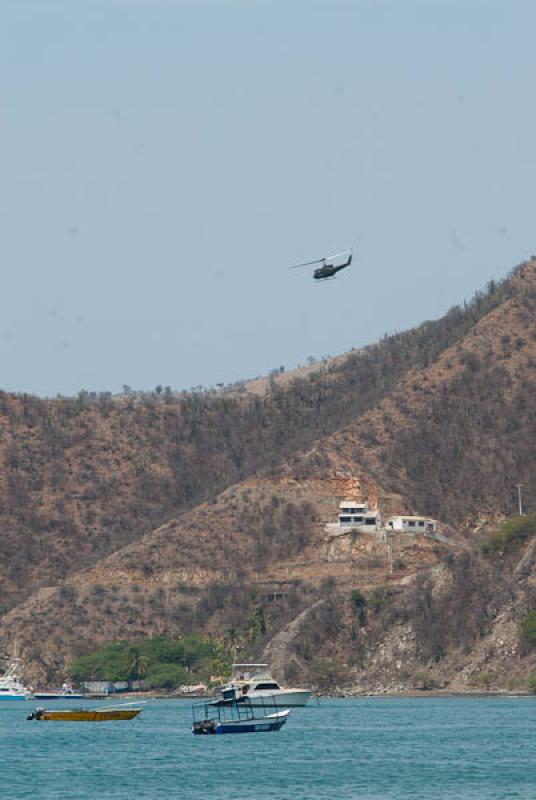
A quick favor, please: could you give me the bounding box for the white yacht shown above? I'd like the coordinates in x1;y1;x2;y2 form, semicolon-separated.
219;664;311;707
0;659;33;700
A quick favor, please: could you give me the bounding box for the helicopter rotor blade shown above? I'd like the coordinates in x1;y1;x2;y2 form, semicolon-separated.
290;257;326;269
325;248;352;262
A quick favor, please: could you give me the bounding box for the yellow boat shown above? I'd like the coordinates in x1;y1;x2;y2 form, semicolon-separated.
27;704;144;722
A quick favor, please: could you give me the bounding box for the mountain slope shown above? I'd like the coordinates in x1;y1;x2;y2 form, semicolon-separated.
0;260;522;611
292;259;536;525
0;472;451;683
3;257;536;687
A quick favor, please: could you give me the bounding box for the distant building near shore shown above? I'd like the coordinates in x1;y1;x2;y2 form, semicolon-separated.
179;683;207;695
81;679;146;694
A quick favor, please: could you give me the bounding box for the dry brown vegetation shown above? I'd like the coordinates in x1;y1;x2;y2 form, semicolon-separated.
3;258;536;689
0;262;522;610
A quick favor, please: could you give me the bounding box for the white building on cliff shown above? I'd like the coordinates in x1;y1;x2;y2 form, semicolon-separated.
326;501;437;538
385;515;437;534
337;501;381;532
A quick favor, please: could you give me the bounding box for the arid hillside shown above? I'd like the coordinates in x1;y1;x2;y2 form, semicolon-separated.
293;258;536;525
3;257;536;688
0;473;454;684
0;263;516;612
269;520;536;694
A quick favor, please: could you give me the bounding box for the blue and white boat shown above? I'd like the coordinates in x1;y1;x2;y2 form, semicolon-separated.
0;659;32;700
192;687;290;735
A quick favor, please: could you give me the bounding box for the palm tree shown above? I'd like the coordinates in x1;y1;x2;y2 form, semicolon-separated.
123;647;139;680
137;655;150;680
123;647;150;681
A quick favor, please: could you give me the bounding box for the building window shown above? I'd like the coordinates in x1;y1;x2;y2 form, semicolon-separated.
365;518;376;525
340;516;352;523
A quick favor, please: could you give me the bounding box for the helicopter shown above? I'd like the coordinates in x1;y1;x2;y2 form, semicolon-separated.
290;249;352;280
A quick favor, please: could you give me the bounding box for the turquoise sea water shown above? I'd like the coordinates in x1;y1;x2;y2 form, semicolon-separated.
2;696;536;799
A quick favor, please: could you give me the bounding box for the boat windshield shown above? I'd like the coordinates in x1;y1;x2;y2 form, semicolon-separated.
252;682;280;691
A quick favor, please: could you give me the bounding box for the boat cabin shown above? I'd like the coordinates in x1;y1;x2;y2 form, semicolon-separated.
192;692;288;735
227;664;281;693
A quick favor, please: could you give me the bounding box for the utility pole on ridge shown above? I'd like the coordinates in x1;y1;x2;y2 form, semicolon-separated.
516;483;527;516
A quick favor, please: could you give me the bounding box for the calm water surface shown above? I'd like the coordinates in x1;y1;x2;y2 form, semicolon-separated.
2;696;535;799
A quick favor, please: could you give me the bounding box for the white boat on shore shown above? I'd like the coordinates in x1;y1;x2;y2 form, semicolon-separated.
0;659;33;701
218;664;311;708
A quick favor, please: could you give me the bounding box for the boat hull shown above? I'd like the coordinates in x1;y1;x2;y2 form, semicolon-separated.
193;710;289;735
30;708;142;721
244;690;311;708
34;693;85;700
215;719;286;734
0;695;29;701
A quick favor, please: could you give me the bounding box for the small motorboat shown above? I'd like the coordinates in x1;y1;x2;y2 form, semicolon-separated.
192;686;290;735
27;702;144;722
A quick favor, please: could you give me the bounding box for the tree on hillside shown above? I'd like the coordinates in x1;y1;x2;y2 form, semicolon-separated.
123;647;150;680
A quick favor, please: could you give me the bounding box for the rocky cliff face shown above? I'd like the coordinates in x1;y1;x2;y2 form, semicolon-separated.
3;258;536;689
273;534;536;695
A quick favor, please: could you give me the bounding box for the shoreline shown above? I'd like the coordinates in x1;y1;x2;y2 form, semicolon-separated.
321;688;536;698
77;688;536;701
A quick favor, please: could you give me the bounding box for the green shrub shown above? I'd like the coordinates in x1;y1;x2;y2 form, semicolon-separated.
472;671;496;690
413;671;437;690
70;642;132;682
351;589;367;626
368;586;392;613
144;663;189;690
527;671;536;692
520;610;536;646
481;514;536;555
69;634;213;686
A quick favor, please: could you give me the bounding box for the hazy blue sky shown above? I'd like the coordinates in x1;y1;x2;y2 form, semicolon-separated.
2;0;536;396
